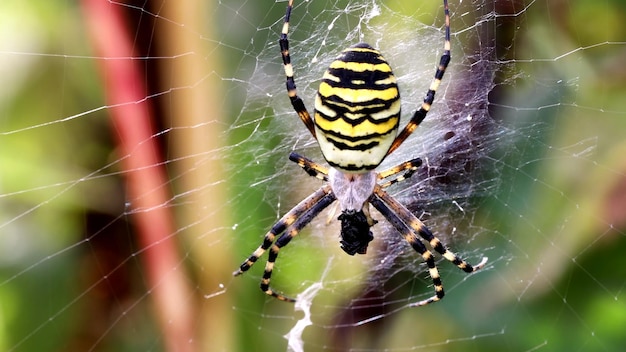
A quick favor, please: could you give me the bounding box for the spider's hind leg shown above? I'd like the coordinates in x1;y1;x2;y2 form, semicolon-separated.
280;0;316;137
385;0;452;156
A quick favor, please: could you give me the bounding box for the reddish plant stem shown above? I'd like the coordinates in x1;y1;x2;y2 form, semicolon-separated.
81;1;194;350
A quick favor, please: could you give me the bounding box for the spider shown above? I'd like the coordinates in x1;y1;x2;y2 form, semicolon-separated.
233;0;487;307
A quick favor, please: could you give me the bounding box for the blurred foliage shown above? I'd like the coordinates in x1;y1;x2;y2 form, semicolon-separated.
0;1;151;351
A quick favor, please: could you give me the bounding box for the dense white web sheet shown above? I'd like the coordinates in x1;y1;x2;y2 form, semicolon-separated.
1;0;625;351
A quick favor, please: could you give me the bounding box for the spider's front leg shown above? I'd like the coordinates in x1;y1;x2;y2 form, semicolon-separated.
261;227;302;302
233;185;336;302
369;193;445;305
233;186;331;276
370;186;488;306
376;187;488;274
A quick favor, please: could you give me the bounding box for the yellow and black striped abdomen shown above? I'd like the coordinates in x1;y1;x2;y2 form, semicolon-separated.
314;43;400;173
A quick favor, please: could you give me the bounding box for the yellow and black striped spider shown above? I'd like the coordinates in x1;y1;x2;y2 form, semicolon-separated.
233;0;487;306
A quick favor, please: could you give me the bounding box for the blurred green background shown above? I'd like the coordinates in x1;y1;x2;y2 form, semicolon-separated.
0;0;625;351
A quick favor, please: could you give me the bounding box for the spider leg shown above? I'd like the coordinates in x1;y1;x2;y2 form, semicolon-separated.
374;187;487;273
262;190;335;301
280;0;316;137
289;152;329;181
377;157;422;189
370;186;487;306
386;0;451;156
233;185;332;276
369;191;444;306
234;185;336;302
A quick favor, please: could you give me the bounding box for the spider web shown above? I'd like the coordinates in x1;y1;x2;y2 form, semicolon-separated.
1;0;625;351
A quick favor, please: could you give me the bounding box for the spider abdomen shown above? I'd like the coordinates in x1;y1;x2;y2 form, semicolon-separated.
314;43;400;173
